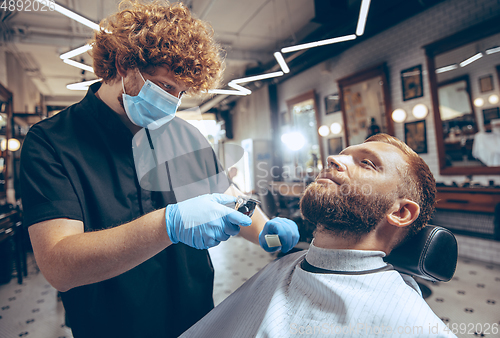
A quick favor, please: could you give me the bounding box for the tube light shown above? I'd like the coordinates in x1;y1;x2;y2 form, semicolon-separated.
66;79;101;91
228;82;252;95
63;59;94;73
281;34;356;53
459;53;483;67
273;52;290;74
60;44;93;59
435;64;458;74
34;0;100;31
486;46;500;55
231;71;284;84
356;0;371;36
207;89;248;96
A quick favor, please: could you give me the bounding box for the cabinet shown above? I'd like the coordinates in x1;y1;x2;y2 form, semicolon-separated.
434;186;500;240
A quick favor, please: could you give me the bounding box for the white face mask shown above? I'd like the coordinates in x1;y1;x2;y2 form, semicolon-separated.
122;72;182;130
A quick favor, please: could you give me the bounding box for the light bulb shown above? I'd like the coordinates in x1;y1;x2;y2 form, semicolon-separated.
488;95;499;105
318;125;330;137
8;139;20;151
281;132;306;151
330;122;342;134
474;98;484;107
412;104;428;119
392;109;407;123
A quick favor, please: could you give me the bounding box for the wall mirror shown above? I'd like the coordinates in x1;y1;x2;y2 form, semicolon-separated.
337;63;394;146
425;15;500;174
284;90;324;177
437;76;480;167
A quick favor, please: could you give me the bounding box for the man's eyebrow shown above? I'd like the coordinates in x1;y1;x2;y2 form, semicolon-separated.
341;147;383;166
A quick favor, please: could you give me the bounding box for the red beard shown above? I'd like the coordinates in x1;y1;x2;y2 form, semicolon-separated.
300;181;395;240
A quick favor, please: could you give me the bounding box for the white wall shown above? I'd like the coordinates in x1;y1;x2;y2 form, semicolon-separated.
228;84;272;193
231;84;272;145
5;52;42;113
0;46;7;87
276;0;500;186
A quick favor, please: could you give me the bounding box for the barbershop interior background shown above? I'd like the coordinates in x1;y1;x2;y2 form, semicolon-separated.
1;0;500;337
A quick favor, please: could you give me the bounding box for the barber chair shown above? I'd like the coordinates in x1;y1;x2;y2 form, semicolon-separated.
385;225;458;282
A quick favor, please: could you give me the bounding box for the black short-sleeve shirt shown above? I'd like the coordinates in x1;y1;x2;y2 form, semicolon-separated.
20;82;229;338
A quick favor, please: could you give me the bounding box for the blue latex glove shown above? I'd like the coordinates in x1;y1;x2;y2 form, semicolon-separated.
259;217;300;253
165;193;252;249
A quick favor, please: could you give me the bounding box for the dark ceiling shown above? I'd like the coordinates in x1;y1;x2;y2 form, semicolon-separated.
247;0;447;83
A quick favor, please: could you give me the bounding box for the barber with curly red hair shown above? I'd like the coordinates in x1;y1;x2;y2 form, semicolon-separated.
19;1;299;337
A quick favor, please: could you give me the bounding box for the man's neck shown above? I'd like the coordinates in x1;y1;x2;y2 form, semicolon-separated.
312;223;404;255
95;81;142;135
313;232;384;252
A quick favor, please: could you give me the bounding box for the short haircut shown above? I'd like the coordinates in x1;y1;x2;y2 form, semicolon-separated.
90;0;223;94
364;134;436;235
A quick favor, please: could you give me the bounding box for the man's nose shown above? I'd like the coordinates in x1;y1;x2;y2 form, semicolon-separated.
326;155;347;171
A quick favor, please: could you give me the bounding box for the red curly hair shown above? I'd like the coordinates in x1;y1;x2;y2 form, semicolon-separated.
90;0;224;94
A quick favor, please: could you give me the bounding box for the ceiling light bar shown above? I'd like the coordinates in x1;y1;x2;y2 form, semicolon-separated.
67;79;101;91
281;34;356;53
60;44;92;59
228;82;252;95
459;52;483;67
231;71;284;84
486;46;500;55
34;0;100;31
207;89;248;96
273;52;290;73
356;0;371;36
435;64;458;73
63;59;94;73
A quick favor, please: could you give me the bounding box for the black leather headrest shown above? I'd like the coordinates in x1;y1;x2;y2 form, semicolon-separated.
384;225;458;282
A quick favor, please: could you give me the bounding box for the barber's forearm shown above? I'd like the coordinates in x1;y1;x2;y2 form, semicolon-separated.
238;206;268;245
32;209;171;292
223;184;268;245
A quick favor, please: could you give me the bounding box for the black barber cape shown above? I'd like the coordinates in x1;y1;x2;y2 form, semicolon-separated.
20;82;230;338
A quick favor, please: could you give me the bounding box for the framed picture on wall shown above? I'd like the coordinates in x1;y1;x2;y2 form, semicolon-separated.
401;65;424;101
325;93;341;115
482;107;500;130
479;75;494;93
327;137;343;155
405;120;427;154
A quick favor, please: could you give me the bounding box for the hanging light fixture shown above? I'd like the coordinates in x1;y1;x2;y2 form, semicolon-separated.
66;79;102;91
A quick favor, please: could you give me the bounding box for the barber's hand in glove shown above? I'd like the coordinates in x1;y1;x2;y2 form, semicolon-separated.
165;194;252;250
259;217;300;253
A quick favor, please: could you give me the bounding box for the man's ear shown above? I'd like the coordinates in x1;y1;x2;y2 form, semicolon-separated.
386;199;420;228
